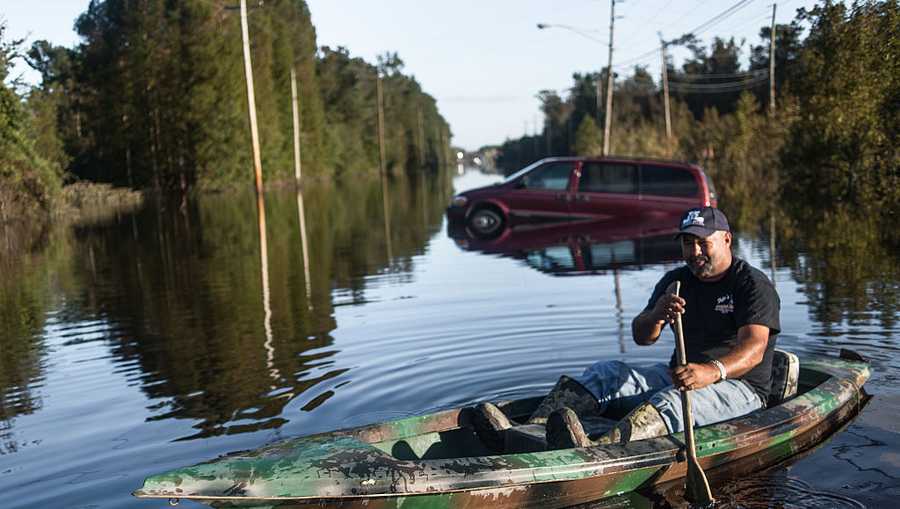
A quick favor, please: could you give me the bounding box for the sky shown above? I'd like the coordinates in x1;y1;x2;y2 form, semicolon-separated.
2;0;824;150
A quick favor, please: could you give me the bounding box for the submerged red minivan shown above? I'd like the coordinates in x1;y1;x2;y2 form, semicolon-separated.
447;157;717;237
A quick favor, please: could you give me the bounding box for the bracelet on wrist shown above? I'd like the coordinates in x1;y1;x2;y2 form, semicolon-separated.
710;359;727;382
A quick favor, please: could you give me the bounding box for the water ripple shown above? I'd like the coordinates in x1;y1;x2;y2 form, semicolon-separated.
713;477;866;509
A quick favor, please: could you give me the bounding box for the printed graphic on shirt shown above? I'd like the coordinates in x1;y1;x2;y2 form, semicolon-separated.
715;294;734;314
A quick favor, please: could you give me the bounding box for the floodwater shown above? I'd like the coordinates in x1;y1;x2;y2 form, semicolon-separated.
1;169;898;508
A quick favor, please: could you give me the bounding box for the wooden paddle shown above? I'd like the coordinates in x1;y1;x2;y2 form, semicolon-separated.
674;281;715;506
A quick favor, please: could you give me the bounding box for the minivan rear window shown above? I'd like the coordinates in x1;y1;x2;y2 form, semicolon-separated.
640;165;699;198
579;163;637;194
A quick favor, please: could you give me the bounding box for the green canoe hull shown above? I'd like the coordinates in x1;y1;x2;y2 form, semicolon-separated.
134;351;870;508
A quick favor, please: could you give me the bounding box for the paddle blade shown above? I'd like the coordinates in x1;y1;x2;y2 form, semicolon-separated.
685;459;715;506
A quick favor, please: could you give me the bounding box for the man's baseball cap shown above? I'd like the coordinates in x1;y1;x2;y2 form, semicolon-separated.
676;206;730;238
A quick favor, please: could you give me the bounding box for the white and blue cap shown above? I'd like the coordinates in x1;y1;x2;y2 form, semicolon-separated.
676;206;730;238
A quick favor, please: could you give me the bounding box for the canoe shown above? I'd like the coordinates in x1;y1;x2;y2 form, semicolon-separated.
134;349;870;508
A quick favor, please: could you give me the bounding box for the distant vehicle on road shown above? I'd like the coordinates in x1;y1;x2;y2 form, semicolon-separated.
446;157;717;238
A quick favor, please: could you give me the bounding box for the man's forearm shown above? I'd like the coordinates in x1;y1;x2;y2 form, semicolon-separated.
632;310;665;345
713;324;770;378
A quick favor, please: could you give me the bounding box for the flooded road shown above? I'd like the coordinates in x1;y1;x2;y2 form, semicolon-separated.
0;169;898;508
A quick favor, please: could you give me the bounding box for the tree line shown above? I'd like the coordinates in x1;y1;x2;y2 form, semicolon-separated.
493;1;898;231
1;0;452;218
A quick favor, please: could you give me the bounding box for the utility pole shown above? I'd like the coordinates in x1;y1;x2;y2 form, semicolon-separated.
659;33;673;156
290;66;303;183
239;0;264;194
376;74;387;176
602;0;617;156
768;3;777;116
523;121;529;167
546;117;552;155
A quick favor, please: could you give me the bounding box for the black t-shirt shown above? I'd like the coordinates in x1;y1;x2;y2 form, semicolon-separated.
644;257;781;402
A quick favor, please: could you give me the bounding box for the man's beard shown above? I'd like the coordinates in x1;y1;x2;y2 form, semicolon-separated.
688;255;714;277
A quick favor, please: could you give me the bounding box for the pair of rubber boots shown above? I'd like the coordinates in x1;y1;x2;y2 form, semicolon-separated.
473;375;668;451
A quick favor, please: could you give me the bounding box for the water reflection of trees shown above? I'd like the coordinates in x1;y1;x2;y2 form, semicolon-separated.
0;223;61;454
62;173;449;439
775;208;900;336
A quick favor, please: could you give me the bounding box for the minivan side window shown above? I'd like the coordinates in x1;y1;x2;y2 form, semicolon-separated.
579;163;637;194
521;163;573;190
640;165;699;198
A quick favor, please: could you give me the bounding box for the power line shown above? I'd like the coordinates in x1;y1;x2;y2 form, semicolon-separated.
656;0;713;35
616;0;673;49
705;7;775;40
688;0;756;38
613;0;760;70
669;81;766;91
668;75;769;93
614;47;661;70
726;13;777;38
668;85;767;94
671;72;770;85
643;0;674;28
673;69;768;79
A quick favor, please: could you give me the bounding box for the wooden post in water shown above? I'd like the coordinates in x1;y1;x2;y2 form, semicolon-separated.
376;74;393;264
614;268;626;353
296;188;312;308
659;33;673;156
768;3;778;116
381;171;394;265
770;213;777;286
291;66;303;183
376;75;387;177
240;0;264;194
257;190;279;387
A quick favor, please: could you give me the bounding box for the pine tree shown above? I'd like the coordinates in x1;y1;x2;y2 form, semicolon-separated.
573;116;602;156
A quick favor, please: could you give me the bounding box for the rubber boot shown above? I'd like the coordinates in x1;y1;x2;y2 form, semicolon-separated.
471;402;513;453
527;375;601;425
593;401;669;445
546;406;594;449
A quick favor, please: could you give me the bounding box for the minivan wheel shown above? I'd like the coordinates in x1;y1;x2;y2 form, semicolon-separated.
468;208;504;237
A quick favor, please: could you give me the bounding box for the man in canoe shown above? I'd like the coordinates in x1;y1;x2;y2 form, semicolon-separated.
474;206;781;450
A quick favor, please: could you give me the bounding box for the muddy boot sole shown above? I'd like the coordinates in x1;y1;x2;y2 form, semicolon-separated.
546;407;593;449
472;402;512;453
